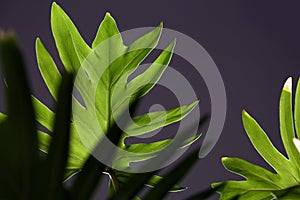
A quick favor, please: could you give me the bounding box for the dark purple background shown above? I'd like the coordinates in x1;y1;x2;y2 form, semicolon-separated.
1;0;300;199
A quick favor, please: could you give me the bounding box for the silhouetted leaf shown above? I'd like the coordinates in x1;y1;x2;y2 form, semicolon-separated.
0;31;38;198
44;73;73;200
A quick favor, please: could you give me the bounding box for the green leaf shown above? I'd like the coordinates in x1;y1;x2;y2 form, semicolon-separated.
51;2;91;72
111;39;176;119
126;39;176;97
214;77;300;199
279;78;300;175
71;14;197;168
0;9;208;199
32;97;55;132
36;38;61;100
38;131;51;153
70;92;140;200
67;125;90;167
213;181;276;200
113;122;202;170
242;110;294;178
126;133;201;153
124;100;199;137
33;96;89;173
35;3;199;188
238;191;274;200
92;12;124;49
273;185;300;199
221;157;282;188
91;22;162;134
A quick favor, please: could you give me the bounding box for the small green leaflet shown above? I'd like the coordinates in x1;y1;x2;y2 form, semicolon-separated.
213;77;300;199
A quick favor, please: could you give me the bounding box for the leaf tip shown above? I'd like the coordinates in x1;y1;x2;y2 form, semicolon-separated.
221;157;228;162
51;1;58;9
211;182;223;189
171;38;177;45
159;21;163;28
35;37;45;55
241;109;249;117
51;1;64;18
165;39;176;52
284;77;292;92
35;37;41;46
105;12;112;17
104;12;116;23
193;100;200;106
241;109;253;126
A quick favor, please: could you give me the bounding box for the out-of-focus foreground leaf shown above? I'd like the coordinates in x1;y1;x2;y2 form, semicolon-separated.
0;30;39;199
0;31;73;199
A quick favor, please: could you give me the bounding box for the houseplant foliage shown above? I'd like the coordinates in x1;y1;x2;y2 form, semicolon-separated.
213;77;300;199
0;1;202;195
0;31;218;200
